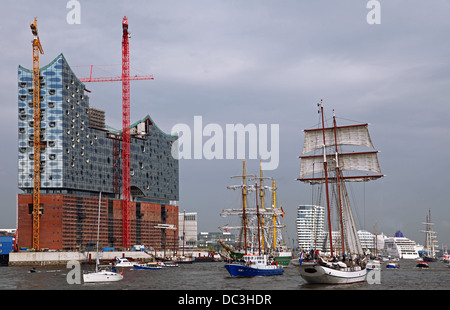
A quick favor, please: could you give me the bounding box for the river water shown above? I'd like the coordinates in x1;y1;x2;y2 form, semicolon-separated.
1;259;449;291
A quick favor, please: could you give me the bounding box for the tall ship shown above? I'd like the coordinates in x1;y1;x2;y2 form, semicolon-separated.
296;102;384;284
219;160;292;267
420;209;438;262
383;231;419;259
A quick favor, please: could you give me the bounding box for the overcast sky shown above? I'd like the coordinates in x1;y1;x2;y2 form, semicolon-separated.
1;0;450;248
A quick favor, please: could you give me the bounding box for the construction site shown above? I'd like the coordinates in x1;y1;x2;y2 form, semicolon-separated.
16;17;180;254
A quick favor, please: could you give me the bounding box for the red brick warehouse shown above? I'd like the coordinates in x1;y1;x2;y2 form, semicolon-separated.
17;195;179;251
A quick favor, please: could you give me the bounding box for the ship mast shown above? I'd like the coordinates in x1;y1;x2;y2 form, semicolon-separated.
272;179;277;250
255;181;261;255
259;160;265;252
242;159;248;254
333;109;346;255
230;158;256;254
320;102;334;257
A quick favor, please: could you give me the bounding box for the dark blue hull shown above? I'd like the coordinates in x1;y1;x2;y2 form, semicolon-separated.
224;263;284;277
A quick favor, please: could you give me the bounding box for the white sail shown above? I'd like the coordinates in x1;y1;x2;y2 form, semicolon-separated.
340;182;364;255
299;151;382;179
302;124;374;155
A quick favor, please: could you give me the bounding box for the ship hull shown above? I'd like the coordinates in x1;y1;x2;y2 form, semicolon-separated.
298;263;366;284
134;264;163;270
225;263;284;277
274;255;292;267
83;270;123;283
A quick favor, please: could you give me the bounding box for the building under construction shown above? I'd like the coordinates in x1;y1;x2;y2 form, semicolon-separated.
17;52;179;251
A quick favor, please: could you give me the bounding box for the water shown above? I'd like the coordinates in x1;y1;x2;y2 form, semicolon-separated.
1;259;449;291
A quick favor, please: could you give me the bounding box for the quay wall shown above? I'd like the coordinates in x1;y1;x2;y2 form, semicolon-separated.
8;250;214;266
9;251;151;266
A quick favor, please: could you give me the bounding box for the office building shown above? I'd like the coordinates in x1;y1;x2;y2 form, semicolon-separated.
296;205;326;251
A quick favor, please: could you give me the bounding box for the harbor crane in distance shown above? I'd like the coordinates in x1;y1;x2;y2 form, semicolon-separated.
30;17;44;250
78;17;154;249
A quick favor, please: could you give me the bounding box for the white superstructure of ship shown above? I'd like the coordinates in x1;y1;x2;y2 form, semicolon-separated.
383;231;419;259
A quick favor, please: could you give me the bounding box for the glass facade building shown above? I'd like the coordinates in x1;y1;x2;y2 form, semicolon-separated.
17;54;179;251
18;53;178;202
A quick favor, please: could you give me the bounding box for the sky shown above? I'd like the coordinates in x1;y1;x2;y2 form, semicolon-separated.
1;0;450;248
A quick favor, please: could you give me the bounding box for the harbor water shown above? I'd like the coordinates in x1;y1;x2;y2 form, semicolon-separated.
1;259;449;291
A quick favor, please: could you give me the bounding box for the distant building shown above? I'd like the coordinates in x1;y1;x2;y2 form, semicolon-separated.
178;211;198;249
17;53;179;251
296;205;326;251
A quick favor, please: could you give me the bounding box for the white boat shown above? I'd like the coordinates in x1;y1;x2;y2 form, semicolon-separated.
83;269;123;283
297;103;383;284
383;232;420;259
83;193;123;283
114;257;136;267
298;259;367;285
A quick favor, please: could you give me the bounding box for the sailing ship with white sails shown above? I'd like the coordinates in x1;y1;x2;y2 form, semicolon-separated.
296;102;384;284
420;209;438;262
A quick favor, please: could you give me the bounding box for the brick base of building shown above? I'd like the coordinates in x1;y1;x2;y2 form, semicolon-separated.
17;194;179;251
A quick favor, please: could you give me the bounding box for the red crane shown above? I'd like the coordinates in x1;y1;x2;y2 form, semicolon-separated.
121;16;131;250
79;16;153;249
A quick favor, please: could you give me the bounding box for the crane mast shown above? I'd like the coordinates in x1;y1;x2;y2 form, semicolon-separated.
78;17;153;249
30;18;44;250
122;16;131;249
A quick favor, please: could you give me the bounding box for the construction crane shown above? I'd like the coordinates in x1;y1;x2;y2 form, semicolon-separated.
121;16;131;250
79;65;153;83
30;17;44;250
79;17;153;249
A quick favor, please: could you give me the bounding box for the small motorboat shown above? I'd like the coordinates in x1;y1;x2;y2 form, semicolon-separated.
134;262;163;270
114;257;136;268
160;261;179;268
224;254;284;277
416;260;429;268
83;268;123;283
386;262;400;269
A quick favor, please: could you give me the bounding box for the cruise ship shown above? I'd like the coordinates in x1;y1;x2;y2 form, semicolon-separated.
383;231;419;259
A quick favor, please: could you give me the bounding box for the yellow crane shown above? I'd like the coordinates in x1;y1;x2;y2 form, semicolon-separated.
30;18;44;250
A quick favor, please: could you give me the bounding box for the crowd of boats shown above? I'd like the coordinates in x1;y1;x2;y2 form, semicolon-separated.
79;105;447;285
